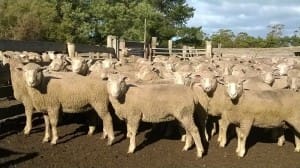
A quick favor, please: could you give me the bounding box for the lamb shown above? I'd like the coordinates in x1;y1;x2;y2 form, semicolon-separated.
66;57;92;75
19;63;115;145
106;73;204;158
218;76;300;157
2;54;36;135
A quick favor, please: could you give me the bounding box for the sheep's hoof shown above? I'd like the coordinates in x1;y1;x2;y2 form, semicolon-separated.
294;147;300;152
219;141;226;148
50;138;58;145
197;151;203;158
181;135;186;142
101;133;108;139
237;150;245;158
106;138;114;146
127;148;135;154
42;136;50;143
24;130;31;136
182;145;190;151
277;141;285;147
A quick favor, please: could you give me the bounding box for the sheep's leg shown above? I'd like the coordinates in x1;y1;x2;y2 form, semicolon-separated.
285;118;300;152
86;111;98;136
294;135;300;152
182;131;193;151
235;127;241;153
48;110;59;145
42;114;50;143
277;128;285;147
126;119;140;154
179;116;204;158
23;104;34;135
94;105;115;146
211;122;217;137
236;120;252;158
218;118;230;148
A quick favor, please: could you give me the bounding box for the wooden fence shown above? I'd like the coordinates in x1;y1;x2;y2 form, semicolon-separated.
149;37;212;60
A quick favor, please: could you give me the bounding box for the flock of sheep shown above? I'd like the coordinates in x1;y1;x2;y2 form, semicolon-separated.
1;49;300;159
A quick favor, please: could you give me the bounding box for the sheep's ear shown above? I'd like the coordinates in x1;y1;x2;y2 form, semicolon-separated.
216;76;225;85
238;78;247;84
65;57;72;63
16;67;23;71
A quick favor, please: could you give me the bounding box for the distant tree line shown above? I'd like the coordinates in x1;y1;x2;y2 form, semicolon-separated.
0;0;299;48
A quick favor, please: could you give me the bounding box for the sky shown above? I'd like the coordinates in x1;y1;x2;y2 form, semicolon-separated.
186;0;300;37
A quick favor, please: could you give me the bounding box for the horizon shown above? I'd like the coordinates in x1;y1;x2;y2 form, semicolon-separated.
186;0;300;37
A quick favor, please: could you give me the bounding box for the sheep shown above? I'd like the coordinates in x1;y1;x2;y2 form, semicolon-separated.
19;63;115;145
191;71;234;146
48;55;70;72
2;54;36;135
106;73;204;158
217;75;300;157
66;57;92;75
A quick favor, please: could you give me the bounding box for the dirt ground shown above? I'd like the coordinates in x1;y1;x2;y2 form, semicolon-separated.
1;100;300;168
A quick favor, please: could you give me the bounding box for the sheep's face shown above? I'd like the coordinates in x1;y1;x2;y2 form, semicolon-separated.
107;74;127;99
195;71;218;93
276;63;290;76
49;58;66;71
223;65;233;76
288;76;300;92
261;71;275;85
200;76;217;93
22;64;43;87
164;62;175;72
223;77;245;100
72;58;86;73
102;59;114;69
174;72;191;85
2;54;9;66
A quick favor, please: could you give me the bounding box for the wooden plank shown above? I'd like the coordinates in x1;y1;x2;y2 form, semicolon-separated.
0;85;13;98
0;39;66;53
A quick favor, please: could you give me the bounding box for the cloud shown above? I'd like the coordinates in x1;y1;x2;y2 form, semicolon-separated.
186;0;300;37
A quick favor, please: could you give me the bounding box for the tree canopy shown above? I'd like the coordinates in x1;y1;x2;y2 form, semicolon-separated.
0;0;299;48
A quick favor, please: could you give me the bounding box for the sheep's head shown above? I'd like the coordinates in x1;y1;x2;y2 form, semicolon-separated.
275;63;292;76
19;63;44;87
219;75;245;100
287;69;300;92
288;76;300;92
260;70;275;85
193;70;218;93
107;73;127;99
2;52;9;66
71;57;86;73
48;57;68;71
173;71;192;85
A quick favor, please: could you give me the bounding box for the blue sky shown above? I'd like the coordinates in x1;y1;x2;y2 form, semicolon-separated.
186;0;300;37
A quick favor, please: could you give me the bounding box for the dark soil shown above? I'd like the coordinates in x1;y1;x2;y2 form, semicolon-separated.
1;99;300;168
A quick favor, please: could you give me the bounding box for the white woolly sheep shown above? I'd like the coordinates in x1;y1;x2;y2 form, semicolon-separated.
2;54;36;135
107;73;204;158
218;75;300;157
19;63;115;145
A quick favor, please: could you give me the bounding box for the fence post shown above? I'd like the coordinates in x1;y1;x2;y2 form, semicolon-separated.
112;36;118;59
217;43;222;57
168;40;173;56
67;42;76;58
150;37;157;61
119;39;126;63
205;41;212;58
182;45;187;59
107;35;113;58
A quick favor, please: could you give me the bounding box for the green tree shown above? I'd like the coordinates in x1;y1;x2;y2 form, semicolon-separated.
211;29;235;48
234;32;257;48
0;0;56;40
174;26;206;47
